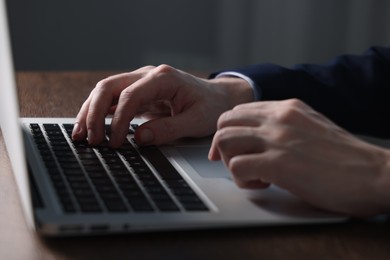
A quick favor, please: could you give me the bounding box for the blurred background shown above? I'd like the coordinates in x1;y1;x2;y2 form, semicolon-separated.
7;0;390;72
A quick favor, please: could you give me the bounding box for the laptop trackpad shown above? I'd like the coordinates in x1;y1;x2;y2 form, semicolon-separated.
176;146;232;179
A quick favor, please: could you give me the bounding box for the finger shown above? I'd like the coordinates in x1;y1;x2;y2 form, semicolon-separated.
86;88;116;145
74;68;155;144
209;127;266;163
208;146;221;161
72;96;92;141
217;109;264;130
210;106;269;161
228;152;281;189
109;65;183;147
232;98;309;111
235;99;342;135
232;100;283;112
229;154;268;182
228;154;272;189
85;72;149;145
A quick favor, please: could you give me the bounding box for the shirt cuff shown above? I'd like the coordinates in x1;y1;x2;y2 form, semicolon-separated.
214;71;261;101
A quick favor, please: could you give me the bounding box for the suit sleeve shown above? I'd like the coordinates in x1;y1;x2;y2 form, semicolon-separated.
210;46;390;138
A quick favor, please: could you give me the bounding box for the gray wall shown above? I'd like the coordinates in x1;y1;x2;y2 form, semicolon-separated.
7;0;390;71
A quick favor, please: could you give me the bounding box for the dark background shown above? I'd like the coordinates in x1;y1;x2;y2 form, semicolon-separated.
6;0;390;71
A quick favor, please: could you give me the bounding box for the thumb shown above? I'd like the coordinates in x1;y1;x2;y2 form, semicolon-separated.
134;114;192;146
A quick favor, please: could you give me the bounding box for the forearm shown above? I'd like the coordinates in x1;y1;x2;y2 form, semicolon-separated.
210;47;390;138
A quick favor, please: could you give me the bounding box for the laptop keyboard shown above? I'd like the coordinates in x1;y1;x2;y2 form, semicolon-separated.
29;123;209;213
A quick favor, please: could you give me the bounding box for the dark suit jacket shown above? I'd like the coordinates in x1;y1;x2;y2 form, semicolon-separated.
210;47;390;138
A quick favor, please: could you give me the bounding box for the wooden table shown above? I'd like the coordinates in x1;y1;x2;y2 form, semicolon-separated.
1;71;390;260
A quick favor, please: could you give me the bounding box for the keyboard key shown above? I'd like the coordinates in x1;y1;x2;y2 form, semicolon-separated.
43;124;61;131
30;123;209;214
104;199;128;212
62;202;77;213
128;198;154;212
154;199;180;212
139;146;182;180
80;203;102;213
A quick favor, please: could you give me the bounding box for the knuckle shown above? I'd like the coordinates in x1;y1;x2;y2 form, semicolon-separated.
140;65;156;71
217;110;233;128
93;78;116;97
151;64;175;77
212;128;238;154
95;78;110;91
285;98;305;108
156;64;174;73
276;104;302;124
133;65;156;75
213;128;232;145
119;87;135;101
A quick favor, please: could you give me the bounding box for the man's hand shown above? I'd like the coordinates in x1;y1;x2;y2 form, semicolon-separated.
209;99;390;216
72;65;254;147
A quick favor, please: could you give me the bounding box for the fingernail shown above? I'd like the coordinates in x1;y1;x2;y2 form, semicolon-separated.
140;128;154;144
208;148;214;160
208;146;220;161
72;123;82;138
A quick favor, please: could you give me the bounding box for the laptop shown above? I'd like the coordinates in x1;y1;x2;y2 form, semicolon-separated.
0;0;345;236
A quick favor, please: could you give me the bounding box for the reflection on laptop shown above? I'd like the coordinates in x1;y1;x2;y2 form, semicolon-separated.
0;0;345;236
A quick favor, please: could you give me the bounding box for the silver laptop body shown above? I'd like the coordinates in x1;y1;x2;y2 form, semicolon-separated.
0;0;345;236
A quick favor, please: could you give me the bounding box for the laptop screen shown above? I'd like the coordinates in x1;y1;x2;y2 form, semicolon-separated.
0;0;34;228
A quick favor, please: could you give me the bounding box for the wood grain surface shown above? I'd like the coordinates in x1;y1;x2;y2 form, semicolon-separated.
1;71;390;260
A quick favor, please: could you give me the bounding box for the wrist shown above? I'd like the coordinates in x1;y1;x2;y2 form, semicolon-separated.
208;76;255;109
